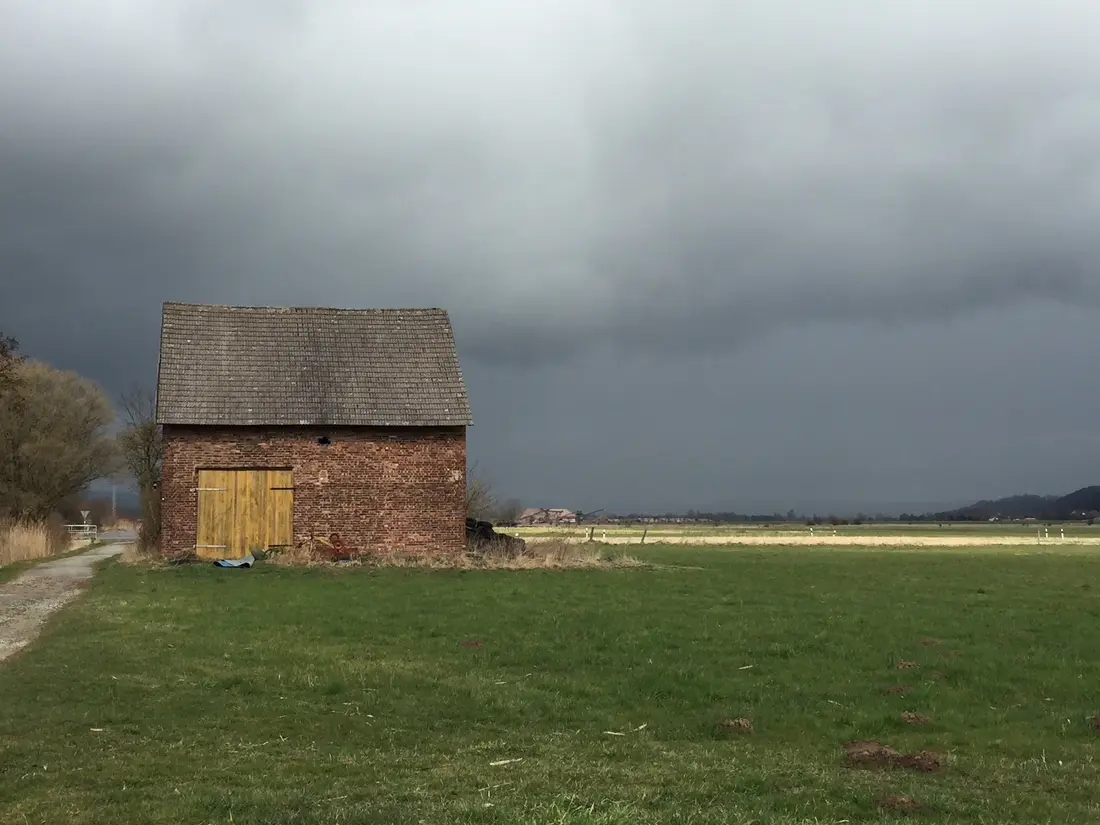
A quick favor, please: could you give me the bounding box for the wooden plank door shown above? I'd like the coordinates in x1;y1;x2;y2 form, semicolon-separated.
266;470;294;549
232;470;265;559
195;469;294;559
195;470;233;559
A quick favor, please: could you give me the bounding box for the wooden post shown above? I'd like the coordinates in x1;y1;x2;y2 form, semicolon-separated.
641;528;648;544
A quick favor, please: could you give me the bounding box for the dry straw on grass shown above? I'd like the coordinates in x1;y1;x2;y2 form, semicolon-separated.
266;537;645;570
0;517;68;566
122;538;646;571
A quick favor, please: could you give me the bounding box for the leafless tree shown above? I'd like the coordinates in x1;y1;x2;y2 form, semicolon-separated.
494;497;524;524
0;359;119;519
465;463;523;524
117;387;163;549
0;333;21;392
465;461;496;521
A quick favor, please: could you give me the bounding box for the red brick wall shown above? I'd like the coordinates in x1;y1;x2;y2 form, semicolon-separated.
160;425;467;556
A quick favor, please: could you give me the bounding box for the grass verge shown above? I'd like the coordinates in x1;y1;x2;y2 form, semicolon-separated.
1;545;1099;823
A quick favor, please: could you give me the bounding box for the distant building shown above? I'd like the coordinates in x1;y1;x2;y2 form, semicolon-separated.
517;507;577;526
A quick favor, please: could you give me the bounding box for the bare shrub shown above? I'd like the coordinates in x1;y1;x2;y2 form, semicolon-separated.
0;517;69;566
117;388;162;551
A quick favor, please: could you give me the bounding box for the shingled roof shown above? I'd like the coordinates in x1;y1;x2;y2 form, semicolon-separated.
155;302;472;427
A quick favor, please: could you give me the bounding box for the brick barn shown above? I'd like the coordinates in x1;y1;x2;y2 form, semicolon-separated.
155;302;472;559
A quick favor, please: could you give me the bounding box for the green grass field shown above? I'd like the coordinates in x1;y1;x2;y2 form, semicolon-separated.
2;545;1100;823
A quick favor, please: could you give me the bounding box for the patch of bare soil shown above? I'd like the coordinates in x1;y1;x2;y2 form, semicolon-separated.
884;684;910;696
716;717;754;734
876;795;922;814
843;740;900;768
897;750;944;772
895;660;919;670
842;741;944;773
918;637;941;647
1090;715;1100;731
901;711;930;725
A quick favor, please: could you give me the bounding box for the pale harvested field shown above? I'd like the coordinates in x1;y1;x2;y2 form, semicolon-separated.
526;532;1100;546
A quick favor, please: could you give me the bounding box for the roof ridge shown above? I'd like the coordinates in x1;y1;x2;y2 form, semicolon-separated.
163;301;447;313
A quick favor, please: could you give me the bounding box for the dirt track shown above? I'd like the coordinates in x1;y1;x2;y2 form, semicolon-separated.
0;543;124;662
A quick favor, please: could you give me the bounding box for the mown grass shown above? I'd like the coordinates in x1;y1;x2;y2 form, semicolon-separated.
1;545;1099;823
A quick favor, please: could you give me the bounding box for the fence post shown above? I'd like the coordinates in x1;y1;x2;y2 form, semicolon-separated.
641;528;648;544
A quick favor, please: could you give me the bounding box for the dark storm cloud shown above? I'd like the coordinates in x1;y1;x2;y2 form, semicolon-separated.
3;1;1100;510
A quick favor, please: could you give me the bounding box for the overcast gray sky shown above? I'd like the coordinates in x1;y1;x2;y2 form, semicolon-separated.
3;1;1100;514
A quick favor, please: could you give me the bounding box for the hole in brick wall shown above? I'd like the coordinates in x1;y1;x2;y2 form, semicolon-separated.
317;436;331;446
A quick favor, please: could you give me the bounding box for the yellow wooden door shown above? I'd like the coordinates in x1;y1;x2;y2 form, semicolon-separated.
266;470;294;549
195;470;233;559
195;469;294;559
232;470;264;559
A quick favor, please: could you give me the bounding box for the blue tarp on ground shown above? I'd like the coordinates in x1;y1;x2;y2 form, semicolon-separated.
213;554;255;568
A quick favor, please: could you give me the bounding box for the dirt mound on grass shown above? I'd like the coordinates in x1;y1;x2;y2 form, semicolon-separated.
884;684;910;696
876;795;922;813
897;750;944;772
901;711;930;725
842;741;944;772
1090;716;1100;731
843;740;899;767
895;660;919;670
918;637;941;647
716;717;754;734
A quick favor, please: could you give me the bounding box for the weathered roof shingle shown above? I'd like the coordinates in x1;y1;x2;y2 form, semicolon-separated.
155;302;472;427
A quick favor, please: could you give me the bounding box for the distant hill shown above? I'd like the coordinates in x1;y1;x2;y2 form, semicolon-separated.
931;486;1100;521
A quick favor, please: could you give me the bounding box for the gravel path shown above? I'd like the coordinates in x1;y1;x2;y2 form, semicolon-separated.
0;543;126;662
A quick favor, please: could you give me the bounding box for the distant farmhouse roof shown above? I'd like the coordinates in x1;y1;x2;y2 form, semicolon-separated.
156;302;472;427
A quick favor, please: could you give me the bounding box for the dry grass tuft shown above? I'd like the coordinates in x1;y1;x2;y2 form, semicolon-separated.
120;537;646;572
0;517;68;566
264;537;646;570
119;542;167;566
876;794;922;813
